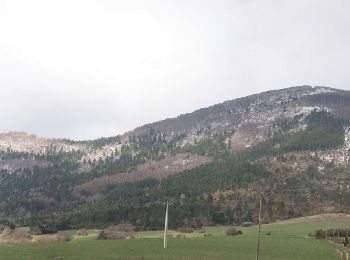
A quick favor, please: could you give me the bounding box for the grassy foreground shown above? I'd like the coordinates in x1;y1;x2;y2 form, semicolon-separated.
1;220;348;260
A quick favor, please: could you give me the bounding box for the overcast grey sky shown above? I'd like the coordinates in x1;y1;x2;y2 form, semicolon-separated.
1;0;350;140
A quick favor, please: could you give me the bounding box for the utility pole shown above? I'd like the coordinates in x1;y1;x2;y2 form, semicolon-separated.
256;194;262;260
163;201;169;249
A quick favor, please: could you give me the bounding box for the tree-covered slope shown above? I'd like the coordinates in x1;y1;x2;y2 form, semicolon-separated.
0;86;350;232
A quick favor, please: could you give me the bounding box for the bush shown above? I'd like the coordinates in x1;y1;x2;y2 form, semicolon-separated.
77;229;88;236
29;226;42;235
8;222;16;230
226;228;242;236
315;229;326;239
13;230;32;241
344;236;349;247
166;233;174;238
96;229;134;241
107;222;135;233
30;225;57;234
97;231;108;240
56;231;72;242
0;224;6;234
177;227;194;233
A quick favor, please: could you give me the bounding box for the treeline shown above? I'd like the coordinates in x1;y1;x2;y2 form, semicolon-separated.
315;229;350;239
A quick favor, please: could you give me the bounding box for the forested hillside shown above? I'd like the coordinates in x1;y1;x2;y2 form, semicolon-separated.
0;86;350;232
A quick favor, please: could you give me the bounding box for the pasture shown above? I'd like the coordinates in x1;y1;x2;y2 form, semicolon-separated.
1;217;349;260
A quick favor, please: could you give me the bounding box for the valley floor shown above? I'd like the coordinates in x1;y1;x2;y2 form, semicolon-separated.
1;215;349;260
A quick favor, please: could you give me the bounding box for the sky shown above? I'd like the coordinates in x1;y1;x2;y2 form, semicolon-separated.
1;0;350;140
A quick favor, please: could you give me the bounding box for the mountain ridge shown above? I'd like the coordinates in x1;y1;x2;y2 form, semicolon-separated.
1;85;348;143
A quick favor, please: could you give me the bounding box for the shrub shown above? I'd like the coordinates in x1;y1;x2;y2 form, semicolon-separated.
96;229;134;241
315;229;326;239
13;230;32;241
107;222;135;233
56;231;72;242
30;225;57;234
344;236;349;247
29;226;42;235
97;231;108;240
8;222;16;230
177;227;194;233
77;229;88;236
226;228;242;236
0;224;6;234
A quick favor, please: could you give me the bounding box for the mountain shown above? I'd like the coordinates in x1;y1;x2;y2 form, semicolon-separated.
0;85;350;232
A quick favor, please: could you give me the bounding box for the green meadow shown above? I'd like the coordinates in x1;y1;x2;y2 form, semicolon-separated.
1;220;349;260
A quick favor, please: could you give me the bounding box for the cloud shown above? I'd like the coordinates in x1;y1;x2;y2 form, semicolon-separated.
0;0;350;139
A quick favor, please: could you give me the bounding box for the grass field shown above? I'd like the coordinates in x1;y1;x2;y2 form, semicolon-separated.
1;218;349;260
